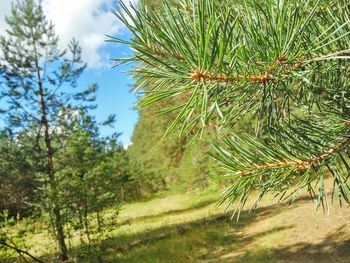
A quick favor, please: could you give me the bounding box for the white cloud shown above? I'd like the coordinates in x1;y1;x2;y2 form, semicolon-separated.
0;0;12;36
0;0;138;69
123;142;132;150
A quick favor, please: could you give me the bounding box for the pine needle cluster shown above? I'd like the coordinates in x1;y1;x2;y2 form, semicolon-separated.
111;0;350;216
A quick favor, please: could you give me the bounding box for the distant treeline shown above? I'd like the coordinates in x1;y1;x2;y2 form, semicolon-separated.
128;0;220;193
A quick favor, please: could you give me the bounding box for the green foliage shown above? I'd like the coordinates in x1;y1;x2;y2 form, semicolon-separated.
112;0;350;216
127;0;265;193
0;112;142;261
130;0;221;191
0;0;96;259
128;98;221;192
0;0;92;130
0;211;42;263
0;133;41;218
212;116;350;218
0;0;139;260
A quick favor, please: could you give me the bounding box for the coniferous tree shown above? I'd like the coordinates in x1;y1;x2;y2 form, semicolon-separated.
0;131;40;219
55;111;121;261
0;0;96;260
112;0;350;216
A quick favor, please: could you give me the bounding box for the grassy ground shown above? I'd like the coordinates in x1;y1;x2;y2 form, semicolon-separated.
9;181;350;262
106;191;350;263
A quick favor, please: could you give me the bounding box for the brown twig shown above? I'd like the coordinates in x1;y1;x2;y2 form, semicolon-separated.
190;69;273;84
0;241;44;263
237;160;310;175
238;127;350;176
343;120;350;126
190;53;288;84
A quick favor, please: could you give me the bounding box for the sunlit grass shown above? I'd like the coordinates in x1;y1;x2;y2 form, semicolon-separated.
19;186;220;259
8;179;350;263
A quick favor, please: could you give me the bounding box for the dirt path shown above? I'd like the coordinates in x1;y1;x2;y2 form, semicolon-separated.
204;196;350;263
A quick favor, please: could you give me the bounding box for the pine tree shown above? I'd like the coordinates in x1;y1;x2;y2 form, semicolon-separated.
0;131;40;219
54;111;121;260
0;0;96;260
112;0;350;217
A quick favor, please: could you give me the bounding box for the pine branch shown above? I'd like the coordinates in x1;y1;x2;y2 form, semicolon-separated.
211;117;350;217
237;122;350;176
112;0;350;216
113;0;350;134
190;54;289;84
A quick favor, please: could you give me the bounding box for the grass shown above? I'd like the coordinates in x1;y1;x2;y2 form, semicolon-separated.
4;180;350;262
115;186;219;224
16;187;221;261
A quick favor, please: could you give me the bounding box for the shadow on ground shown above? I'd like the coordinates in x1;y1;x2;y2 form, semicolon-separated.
221;225;350;263
35;196;350;263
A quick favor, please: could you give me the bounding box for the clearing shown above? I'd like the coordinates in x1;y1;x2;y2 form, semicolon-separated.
19;180;350;262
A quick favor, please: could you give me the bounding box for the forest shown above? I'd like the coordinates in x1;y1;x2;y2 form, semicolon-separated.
0;0;349;262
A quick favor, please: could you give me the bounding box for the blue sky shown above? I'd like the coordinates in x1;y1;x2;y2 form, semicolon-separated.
0;0;139;147
80;41;138;146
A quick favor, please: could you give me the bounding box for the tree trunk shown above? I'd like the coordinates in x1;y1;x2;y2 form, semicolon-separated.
38;80;68;261
31;24;69;259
